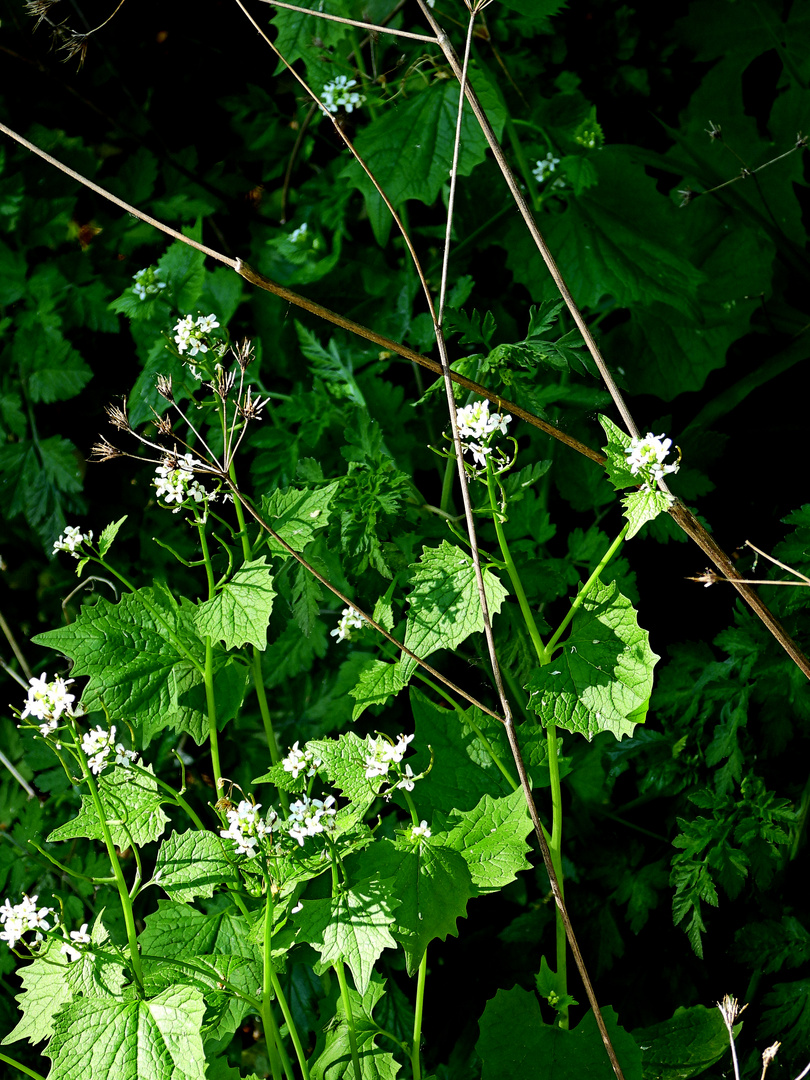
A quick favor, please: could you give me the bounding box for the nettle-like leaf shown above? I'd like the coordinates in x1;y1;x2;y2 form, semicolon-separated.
153;830;239;902
526;579;658;740
307;731;388;807
140;901;259;963
408;687;557;815
348;834;475;976
45;985;207;1080
348;658;407;721
260;480;339;557
477;990;642;1080
193;557;276;651
310;975;401;1080
32;583;247;745
13;325;93;404
3;924;126;1047
599;415;675;539
297;876;400;994
48;764;170;849
632;1004;729;1080
98;515;128;558
433;788;534;894
399;540;508;682
157;237;206;312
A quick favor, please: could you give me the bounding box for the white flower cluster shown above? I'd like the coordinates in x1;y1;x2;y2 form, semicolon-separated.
81;725;138;776
321;76;366;114
411;821;431;840
287;795;337;846
624;432;680;492
330;607;366;643
364;733;414;782
53;526;93;559
0;895;56;950
533;152;560;184
153;454;208;510
220;800;275;857
282;741;322;781
132;267;167;301
173;313;220;357
289;223;308;243
61;923;91;963
21;674;76;736
455;399;513;468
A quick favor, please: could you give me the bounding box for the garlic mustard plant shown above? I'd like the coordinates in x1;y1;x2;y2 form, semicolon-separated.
625;431;680;492
330;606;366;643
455;399;513;468
53;526;93;558
173;313;220;356
0;895;57;950
131;266;167;300
321;75;366;114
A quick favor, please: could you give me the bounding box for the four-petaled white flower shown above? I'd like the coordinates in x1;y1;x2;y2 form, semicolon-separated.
0;894;57;950
330;606;366;643
364;733;415;780
624;432;680;492
21;674;76;733
411;821;431;840
53;526;93;559
454;399;512;469
321;76;366;115
173;313;221;357
220;799;275;857
153;454;208;511
81;725;138;776
282;741;322;780
533;152;561;184
61;922;91;963
287;795;337;846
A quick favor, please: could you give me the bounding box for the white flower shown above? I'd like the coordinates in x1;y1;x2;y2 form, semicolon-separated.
173;313;220;357
321;76;366;115
153;454;208;511
624;432;680;492
282;741;322;780
220;800;275;857
53;526;93;559
411;821;431;840
61;922;91;962
533;152;561;184
454;400;512;469
330;606;366;643
287;795;337;846
289;223;308;243
0;894;57;950
132;266;167;300
21;674;76;727
397;764;416;792
363;733;414;780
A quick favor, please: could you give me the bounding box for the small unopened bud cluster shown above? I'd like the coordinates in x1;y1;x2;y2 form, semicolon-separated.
220;800;276;857
330;607;366;644
132;267;167;301
81;725;138;775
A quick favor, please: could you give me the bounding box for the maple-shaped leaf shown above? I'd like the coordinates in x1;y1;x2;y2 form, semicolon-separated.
434;788;534;894
48;764;170;848
153;830;239;902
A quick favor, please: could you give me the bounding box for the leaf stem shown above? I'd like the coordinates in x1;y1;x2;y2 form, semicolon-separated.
0;1051;46;1080
261;889;288;1080
334;961;362;1080
411;949;428;1079
197;520;222;793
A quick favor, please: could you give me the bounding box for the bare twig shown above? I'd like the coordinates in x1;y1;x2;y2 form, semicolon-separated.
0;607;33;682
258;0;437;42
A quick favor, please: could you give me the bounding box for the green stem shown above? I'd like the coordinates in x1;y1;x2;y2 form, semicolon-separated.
196;520;222;792
546;722;567;1026
335;961;362;1080
27;840;115;884
77;737;144;994
440;456;456;515
504;113;541;212
230;462;281;766
411;950;428;1080
261;890;287;1080
543;523;630;661
0;1051;47;1080
270;967;310;1079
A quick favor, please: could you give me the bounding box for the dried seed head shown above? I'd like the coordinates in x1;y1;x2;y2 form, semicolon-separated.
210;367;235;402
105;402;132;432
762;1043;780;1068
237;386;269;422
717;995;747;1031
54;25;88;68
24;0;60;31
233;339;255;372
89;437;122;463
156;374;174;402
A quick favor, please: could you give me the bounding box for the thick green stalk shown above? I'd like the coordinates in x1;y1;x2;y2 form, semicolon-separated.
0;1052;46;1080
261;889;289;1080
270;968;309;1080
77;742;144;994
334;961;362;1080
411;950;428;1080
197;520;222;792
